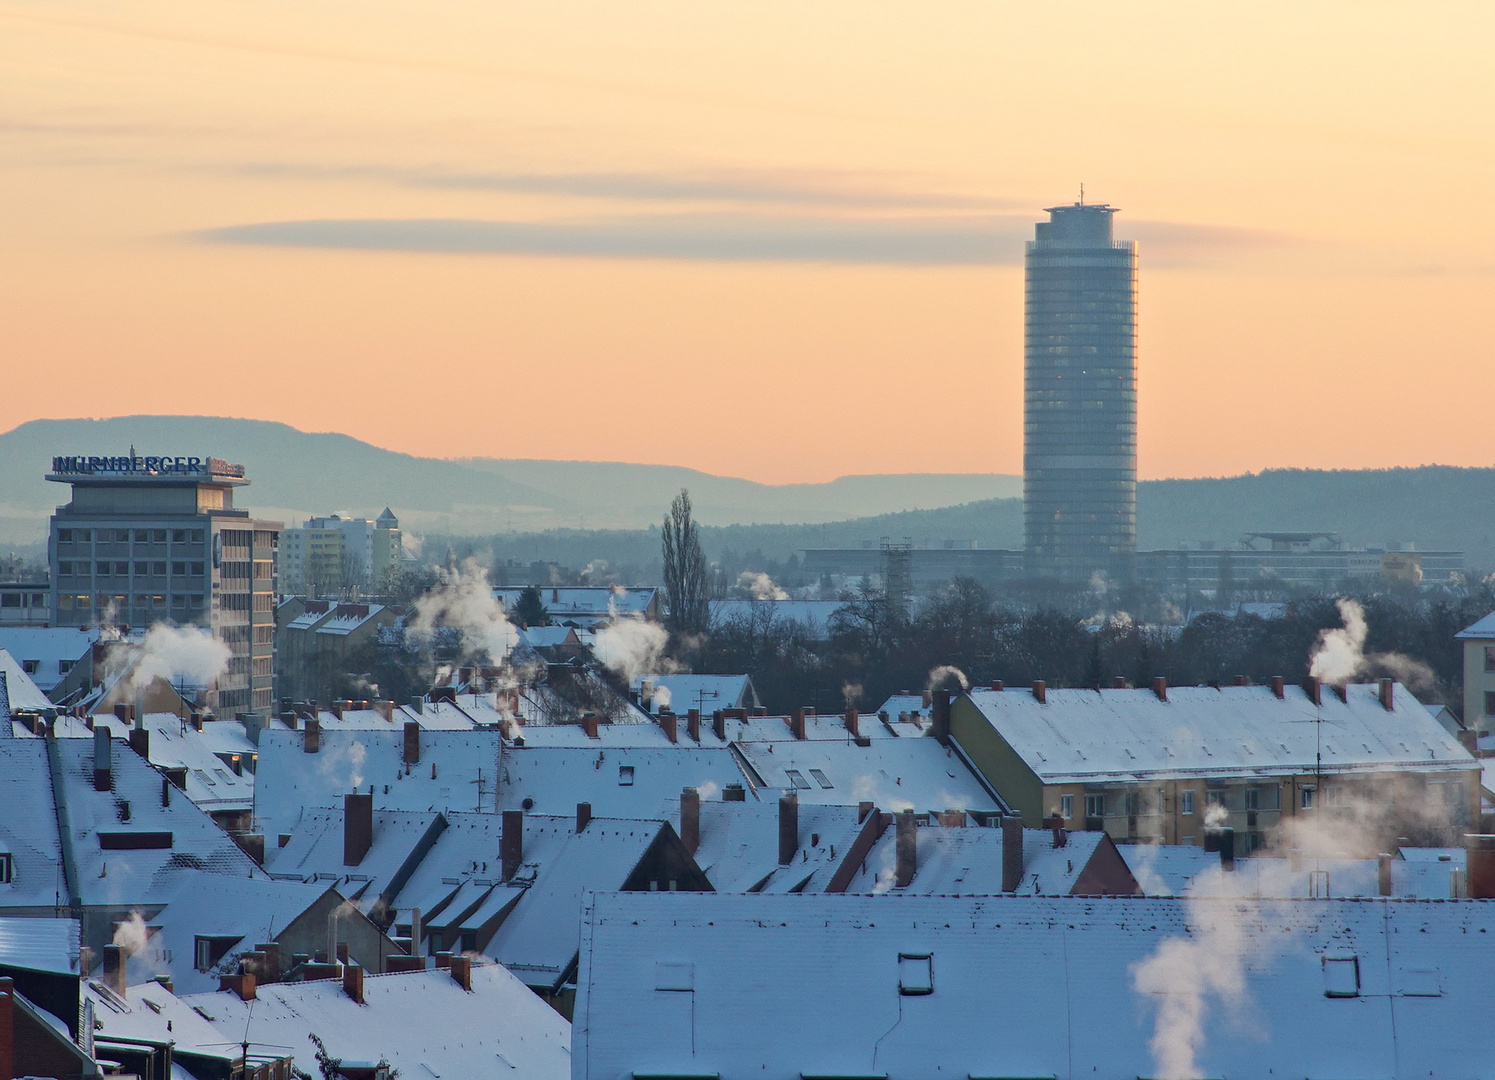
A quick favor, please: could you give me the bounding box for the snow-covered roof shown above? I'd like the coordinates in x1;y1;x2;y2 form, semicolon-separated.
629;674;757;714
117;876;335;994
0;627;98;693
1122;844;1472;900
724;710;926;742
708;600;844;638
495;586;657;618
517;625;580;649
960;682;1474;784
0;738;263;911
0;917;81;975
263;807;443;914
315;603;389;637
0;653;56;715
734;733;1003;814
839;823;1127;897
689;800;866;894
499;745;757;819
252;727;502;841
575;891;1495;1080
1456;610;1495;638
84;977;249;1070
183;962;571;1080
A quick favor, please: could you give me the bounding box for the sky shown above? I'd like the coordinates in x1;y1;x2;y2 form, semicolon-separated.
3;2;1493;484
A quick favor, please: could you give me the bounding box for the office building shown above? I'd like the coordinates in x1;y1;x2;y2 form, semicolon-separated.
46;453;280;714
278;508;402;595
1024;201;1138;581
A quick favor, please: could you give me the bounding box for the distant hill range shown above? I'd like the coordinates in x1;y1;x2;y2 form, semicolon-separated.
1;416;1489;570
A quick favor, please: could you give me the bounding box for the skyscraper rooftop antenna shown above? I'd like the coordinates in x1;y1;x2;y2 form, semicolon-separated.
1078;183;1084;206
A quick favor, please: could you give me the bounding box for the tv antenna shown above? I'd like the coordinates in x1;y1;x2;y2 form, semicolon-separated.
1079;183;1084;206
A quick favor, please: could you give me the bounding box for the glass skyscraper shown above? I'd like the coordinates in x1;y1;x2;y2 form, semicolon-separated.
1023;202;1137;582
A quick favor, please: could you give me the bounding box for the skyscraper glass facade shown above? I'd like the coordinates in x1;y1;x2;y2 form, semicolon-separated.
1023;203;1137;582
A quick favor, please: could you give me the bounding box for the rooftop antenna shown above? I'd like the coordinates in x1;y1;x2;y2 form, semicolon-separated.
1079;182;1084;206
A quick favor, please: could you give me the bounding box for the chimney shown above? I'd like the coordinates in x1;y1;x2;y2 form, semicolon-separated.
659;712;678;744
374;699;393;722
680;787;700;856
103;944;126;997
1377;853;1393;897
723;783;745;802
921;690;932;709
501;809;524;880
1266;676;1283;699
1032;680;1046;705
789;708;806;741
1151;676;1167;702
687;709;700;742
409;696;423;715
219;973;256;1001
1467;834;1495;900
342;964;364;1005
582;712;599;739
160;774;171;808
778;793;799;865
1044;813;1067;848
255;942;282;983
991;681;1005;692
859;801;874;824
409;909;422;957
712;711;727;740
844;709;860;739
332;701;346;721
576;802;592;833
449;954;472;992
114;702;131;725
128;726;150;760
1233;675;1248;687
344;792;373;866
930;690;951;744
1002;818;1024;892
1113;676;1127;689
1302;676;1322;707
895;810;917;888
336;942;349;965
304;718;320;753
403;721;420;765
1217;827;1236;871
1378;678;1394;711
237;834;266;866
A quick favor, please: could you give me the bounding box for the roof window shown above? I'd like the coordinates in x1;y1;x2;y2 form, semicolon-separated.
898;953;933;995
784;770;812;790
809;768;833;789
1322;955;1359;997
618;766;635;786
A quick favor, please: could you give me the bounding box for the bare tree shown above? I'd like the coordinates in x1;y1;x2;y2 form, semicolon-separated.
662;488;709;635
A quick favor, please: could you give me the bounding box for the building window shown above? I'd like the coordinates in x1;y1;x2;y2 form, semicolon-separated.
21;660;38;673
1206;790;1226;809
77;530;91;542
784;769;812;790
59;659;72;673
898;953;934;996
153;530;167;542
1244;788;1260;811
58;529;72;542
134;562;149;575
172;562;187;575
172;530;187;543
1301;787;1315;809
191;562;205;576
152;562;166;575
114;562;129;575
1180;790;1195;815
1485;691;1495;717
58;561;72;575
1084;794;1105;818
1124;791;1141;816
1060;794;1073;819
0;852;11;883
1322;955;1359;998
134;530;149;543
194;935;237;972
97;562;111;577
618;765;635;786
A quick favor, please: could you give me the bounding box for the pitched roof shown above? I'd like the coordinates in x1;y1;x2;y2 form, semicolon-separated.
689;800;866;894
575;891;1495;1080
264;807;443;914
0;917;81;975
0;654;56;716
1122;844;1471;900
499;745;756;819
0;628;99;693
960;682;1473;783
629;674;756;714
1456;610;1495;638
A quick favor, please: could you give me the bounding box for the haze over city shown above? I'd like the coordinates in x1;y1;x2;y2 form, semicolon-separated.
5;2;1494;482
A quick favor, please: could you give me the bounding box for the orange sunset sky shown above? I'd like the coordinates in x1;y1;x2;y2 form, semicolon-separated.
3;2;1493;484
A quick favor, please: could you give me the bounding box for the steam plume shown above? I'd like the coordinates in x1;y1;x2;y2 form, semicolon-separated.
107;624;231;697
112;911;150;957
926;665;969;693
594;616;677;680
408;559;518;664
1308;598;1438;691
738;571;788;601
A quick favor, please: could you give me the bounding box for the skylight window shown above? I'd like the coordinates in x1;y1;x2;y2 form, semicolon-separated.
898;953;933;996
808;769;833;789
1322;955;1359;997
784;770;812;790
618;766;635;786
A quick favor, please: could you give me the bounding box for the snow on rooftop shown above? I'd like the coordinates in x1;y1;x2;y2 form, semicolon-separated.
839;824;1115;896
0;652;56;715
253;727;502;842
629;674;756;714
499;744;756;819
1122;844;1472;900
0;627;98;693
962;682;1473;783
264;807;442;914
1456;610;1495;638
185;963;572;1080
575;891;1495;1080
0;917;80;975
690;800;866;894
734;733;1003;814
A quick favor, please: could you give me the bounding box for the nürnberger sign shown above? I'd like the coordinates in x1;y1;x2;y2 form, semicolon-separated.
50;455;245;478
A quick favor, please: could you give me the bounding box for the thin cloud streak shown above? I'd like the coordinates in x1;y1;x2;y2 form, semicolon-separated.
194;213;1289;266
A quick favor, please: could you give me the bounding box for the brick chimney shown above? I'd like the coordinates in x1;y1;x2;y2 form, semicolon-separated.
1001;818;1024;892
449;954;472;991
858;801;874;824
1233;675;1248;687
1032;680;1046;705
789;708;806;741
723;783;745;802
403;721;420;765
1302;676;1322;707
1044;813;1067;848
680;787;700;856
582;712;599;739
103;943;126;997
778;793;799;865
1467;835;1495;900
344;792;373;866
501;810;524;880
576;802;592;833
1112;676;1126;689
930;690;951;744
1270;676;1284;699
254;942;281;983
992;680;1005;691
921;690;932;709
304;718;321;753
219;972;256;1001
686;709;700;742
342;964;364;1005
712;711;726;741
1378;678;1395;711
1152;677;1168;702
844;709;860;739
93;727;112;791
374;699;394;723
659;712;678;744
128;726;150;760
1377;853;1393;897
895;810;917;888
